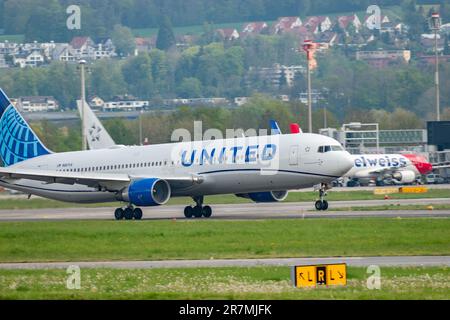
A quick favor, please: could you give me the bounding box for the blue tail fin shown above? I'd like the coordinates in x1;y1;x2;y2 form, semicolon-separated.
269;120;282;135
0;89;51;166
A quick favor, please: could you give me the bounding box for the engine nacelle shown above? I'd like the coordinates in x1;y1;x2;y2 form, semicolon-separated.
392;171;416;184
236;191;289;203
120;178;171;206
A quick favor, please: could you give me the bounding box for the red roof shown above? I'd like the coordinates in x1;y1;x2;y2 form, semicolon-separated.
337;15;359;29
216;28;239;39
242;22;268;34
275;17;302;31
70;37;93;49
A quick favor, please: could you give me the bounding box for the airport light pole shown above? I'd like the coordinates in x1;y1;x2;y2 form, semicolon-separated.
430;12;442;121
302;40;316;133
139;109;143;146
79;59;87;151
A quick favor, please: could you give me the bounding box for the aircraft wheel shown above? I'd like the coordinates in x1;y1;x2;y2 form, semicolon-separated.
114;208;124;220
184;206;194;218
124;208;134;220
133;208;143;220
315;201;323;211
202;206;212;218
193;206;203;218
322;200;329;211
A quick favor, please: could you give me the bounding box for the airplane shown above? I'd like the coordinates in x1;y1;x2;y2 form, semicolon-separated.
279;121;433;185
0;89;353;219
344;153;432;185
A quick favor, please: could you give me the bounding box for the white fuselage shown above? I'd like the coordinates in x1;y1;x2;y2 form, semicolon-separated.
0;134;353;204
345;154;418;179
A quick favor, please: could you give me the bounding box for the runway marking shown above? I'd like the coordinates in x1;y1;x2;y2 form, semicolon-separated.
0;256;449;270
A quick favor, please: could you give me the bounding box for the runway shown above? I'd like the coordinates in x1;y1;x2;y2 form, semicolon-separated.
0;256;449;270
0;198;449;221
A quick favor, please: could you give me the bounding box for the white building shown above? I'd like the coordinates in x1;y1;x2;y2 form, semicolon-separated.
17;96;59;112
13;50;45;68
103;96;149;111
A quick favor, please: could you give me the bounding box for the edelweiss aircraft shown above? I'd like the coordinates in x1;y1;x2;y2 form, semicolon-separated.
279;121;433;184
345;154;432;183
0;89;353;219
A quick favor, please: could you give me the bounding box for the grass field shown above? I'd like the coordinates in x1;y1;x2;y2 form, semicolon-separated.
329;204;450;211
0;266;448;299
1;188;449;210
0;218;448;263
0;34;25;43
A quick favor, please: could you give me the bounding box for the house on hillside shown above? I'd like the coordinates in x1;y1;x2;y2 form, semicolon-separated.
52;44;77;62
88;96;105;109
355;50;411;68
135;37;155;54
94;38;116;60
314;31;338;51
304;16;332;34
363;14;390;30
70;36;96;59
241;22;269;36
337;14;362;32
273;17;302;34
17;96;59;112
13;50;45;68
0;54;8;68
285;26;313;42
103;95;149;111
420;35;445;53
0;41;18;56
215;28;240;41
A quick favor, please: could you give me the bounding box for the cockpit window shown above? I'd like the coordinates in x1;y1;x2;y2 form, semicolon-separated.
318;145;343;153
331;145;343;151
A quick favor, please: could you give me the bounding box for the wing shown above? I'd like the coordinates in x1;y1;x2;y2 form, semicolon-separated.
354;167;407;178
0;167;203;191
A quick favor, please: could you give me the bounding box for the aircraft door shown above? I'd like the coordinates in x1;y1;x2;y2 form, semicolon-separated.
289;146;299;166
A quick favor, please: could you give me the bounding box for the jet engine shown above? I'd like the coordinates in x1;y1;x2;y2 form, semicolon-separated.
236;191;289;203
392;171;416;184
120;178;171;206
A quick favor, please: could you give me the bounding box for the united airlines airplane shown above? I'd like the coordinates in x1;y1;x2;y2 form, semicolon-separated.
0;89;353;219
281;121;433;185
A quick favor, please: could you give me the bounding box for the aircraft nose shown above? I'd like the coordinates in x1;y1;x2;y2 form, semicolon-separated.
339;152;354;174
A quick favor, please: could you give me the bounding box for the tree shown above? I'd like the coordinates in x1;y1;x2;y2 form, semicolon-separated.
177;77;202;98
111;24;136;57
122;54;154;98
156;15;176;51
444;35;450;56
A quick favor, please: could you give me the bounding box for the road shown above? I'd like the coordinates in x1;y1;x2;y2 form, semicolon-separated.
0;256;448;270
0;198;449;221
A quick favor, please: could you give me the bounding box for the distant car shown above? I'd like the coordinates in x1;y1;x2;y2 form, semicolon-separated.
425;174;445;184
332;178;344;187
346;178;360;187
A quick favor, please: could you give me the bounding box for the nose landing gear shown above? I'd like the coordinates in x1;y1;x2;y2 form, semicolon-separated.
315;183;329;211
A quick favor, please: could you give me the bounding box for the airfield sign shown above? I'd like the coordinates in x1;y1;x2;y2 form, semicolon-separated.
292;264;347;288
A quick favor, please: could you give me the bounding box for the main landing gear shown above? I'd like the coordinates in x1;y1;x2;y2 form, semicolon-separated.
315;183;329;211
184;196;212;219
114;205;143;220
